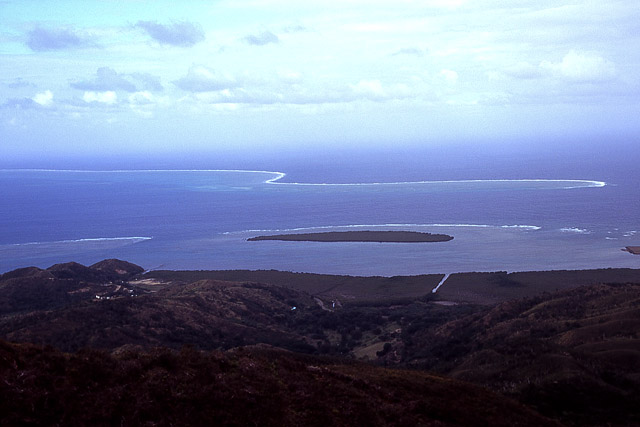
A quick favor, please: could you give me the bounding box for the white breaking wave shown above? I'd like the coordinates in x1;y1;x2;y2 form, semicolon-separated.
500;225;542;230
6;237;152;247
1;169;605;189
268;176;606;188
560;227;591;234
222;223;542;235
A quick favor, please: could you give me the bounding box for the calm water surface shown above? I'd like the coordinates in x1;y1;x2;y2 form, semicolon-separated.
1;151;638;275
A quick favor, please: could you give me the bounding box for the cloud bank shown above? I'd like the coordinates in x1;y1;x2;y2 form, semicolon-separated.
136;21;205;47
72;67;137;92
26;27;84;51
2;0;639;155
243;31;279;46
70;68;163;94
541;51;616;82
83;91;117;104
173;65;239;92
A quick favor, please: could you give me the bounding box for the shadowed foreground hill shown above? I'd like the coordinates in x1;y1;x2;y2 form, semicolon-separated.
3;260;640;425
0;341;556;427
401;283;640;426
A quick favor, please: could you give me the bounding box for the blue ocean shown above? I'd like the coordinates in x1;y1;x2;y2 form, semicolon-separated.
1;145;639;275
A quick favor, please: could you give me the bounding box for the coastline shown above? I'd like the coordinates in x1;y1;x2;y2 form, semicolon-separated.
143;266;640;304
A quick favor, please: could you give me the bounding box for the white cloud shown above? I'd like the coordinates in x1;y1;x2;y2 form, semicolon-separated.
127;92;159;118
503;62;543;80
243;30;279;46
83;91;117;104
72;67;137;92
128;91;154;105
425;0;467;8
277;70;302;84
541;51;616;82
349;80;413;102
32;90;53;106
351;80;386;99
4;0;640;151
173;65;238;92
439;69;458;84
390;47;427;57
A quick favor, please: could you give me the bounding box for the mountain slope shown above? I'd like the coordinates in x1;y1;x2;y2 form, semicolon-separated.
2;260;640;425
400;283;640;425
0;340;557;427
0;278;321;353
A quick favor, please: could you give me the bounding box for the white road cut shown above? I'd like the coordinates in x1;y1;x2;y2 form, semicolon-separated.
432;273;451;293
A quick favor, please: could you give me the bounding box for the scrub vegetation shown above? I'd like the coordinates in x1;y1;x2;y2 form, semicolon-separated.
2;260;640;425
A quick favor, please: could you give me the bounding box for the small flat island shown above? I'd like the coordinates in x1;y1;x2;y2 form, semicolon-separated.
248;230;454;243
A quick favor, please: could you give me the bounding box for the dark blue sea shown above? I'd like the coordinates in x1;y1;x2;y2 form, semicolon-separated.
1;144;639;275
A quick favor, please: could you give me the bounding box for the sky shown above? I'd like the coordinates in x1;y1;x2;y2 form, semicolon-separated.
1;0;639;166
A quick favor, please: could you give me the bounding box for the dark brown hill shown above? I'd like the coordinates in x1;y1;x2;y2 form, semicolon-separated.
400;282;640;426
0;275;85;316
90;258;145;279
0;266;54;281
0;340;556;427
0;278;322;353
46;261;109;282
440;269;640;304
0;260;145;317
3;260;640;425
42;259;142;283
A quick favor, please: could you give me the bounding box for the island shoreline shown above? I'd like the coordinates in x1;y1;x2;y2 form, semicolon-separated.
247;230;454;243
